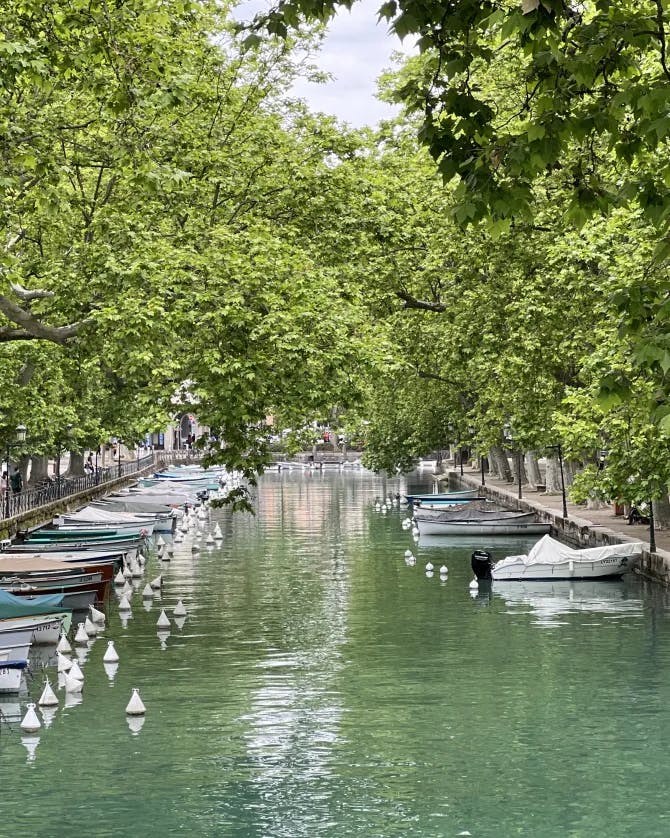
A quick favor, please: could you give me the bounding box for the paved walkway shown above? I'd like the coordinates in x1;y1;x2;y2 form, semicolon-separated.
443;465;670;585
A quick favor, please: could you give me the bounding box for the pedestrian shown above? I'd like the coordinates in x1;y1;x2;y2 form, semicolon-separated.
9;466;22;494
0;470;7;498
85;453;94;475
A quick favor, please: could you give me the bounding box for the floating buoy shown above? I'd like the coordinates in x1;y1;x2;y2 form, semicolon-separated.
205;533;215;545
69;660;84;681
89;604;106;625
439;565;448;575
156;535;166;547
103;640;119;663
57;652;72;672
469;578;479;590
123;565;132;580
126;687;146;716
150;575;162;590
74;623;88;644
174;532;183;543
20;703;41;732
122;581;133;596
156;609;170;629
38;679;58;707
213;524;223;540
118;595;132;611
425;562;434;572
114;569;125;585
56;633;72;654
404;549;413;558
173;600;187;618
63;671;83;693
84;617;98;637
142;584;154;598
131;562;143;579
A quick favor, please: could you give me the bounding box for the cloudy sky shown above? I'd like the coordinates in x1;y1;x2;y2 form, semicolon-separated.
234;0;416;127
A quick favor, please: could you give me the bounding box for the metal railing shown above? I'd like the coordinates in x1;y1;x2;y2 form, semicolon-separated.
1;453;156;520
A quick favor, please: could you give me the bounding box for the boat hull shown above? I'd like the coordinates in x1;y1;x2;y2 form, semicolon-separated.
0;615;67;644
0;661;26;693
492;555;640;580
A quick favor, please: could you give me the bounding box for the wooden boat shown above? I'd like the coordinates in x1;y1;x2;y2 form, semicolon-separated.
56;506;174;532
0;614;69;644
489;536;644;581
414;501;551;536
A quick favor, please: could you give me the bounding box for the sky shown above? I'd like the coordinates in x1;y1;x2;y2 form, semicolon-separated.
234;1;416;127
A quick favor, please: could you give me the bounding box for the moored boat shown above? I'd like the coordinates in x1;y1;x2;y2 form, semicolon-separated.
0;660;28;693
414;502;551;537
486;535;645;581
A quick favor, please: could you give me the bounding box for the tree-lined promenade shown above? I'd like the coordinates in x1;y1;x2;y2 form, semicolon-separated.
4;1;670;531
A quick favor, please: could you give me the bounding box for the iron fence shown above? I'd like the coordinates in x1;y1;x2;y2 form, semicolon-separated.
1;453;156;520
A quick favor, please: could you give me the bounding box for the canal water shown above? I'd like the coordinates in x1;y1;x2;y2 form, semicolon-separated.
2;469;670;837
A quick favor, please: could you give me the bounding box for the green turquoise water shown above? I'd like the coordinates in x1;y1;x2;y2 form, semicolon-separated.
2;470;670;837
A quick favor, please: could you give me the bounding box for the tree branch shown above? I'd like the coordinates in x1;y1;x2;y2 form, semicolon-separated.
9;282;55;301
396;289;447;312
0;294;94;344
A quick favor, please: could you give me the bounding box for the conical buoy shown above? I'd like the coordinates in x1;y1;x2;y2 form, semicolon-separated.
156;609;170;629
74;623;89;644
469;578;479;590
213;524;223;540
150;575;163;590
205;533;215;545
173;600;187;617
69;660;84;681
57;652;72;672
404;549;413;558
439;565;448;575
174;532;183;543
64;671;83;693
56;633;72;654
118;595;132;611
38;679;58;707
425;562;434;572
20;703;41;732
114;569;125;585
122;581;133;596
126;687;146;716
89;604;106;625
131;562;143;579
142;584;154;598
156;535;165;547
123;565;132;580
103;640;119;663
84;617;98;637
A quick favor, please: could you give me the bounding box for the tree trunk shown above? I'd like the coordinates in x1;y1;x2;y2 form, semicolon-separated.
490;445;512;482
66;450;85;477
524;451;542;488
653;495;670;529
510;450;528;486
544;457;562;493
28;454;49;486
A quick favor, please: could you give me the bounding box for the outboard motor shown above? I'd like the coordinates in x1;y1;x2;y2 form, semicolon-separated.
471;549;494;581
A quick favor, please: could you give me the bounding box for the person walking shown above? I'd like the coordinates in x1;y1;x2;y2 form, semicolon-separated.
9;466;22;494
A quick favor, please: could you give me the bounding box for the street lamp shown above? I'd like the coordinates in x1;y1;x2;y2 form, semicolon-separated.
117;439;122;478
546;443;568;519
5;424;27;519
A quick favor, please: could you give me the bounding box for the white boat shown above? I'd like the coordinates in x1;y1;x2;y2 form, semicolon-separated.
490;536;645;580
0;614;68;644
0;660;27;692
414;503;551;536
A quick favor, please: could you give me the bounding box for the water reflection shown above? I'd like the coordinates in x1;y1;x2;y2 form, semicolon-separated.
492;579;643;626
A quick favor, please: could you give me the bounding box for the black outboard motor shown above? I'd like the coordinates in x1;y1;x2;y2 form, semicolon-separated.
471;549;494;581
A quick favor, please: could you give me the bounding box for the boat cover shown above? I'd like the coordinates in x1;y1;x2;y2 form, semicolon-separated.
506;535;644;566
0;588;66;618
415;502;532;523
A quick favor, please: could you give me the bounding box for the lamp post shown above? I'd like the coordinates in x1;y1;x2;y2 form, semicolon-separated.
545;444;568;519
117;440;122;478
5;424;27;519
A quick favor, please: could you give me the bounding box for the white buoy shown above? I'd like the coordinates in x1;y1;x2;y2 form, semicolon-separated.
56;633;72;654
84;617;98;637
150;575;163;590
173;600;187;618
174;532;183;543
103;640;119;663
214;524;223;539
74;622;89;644
118;595;132;611
63;671;83;693
404;549;413;558
130;562;143;579
142;584;154;598
122;581;133;596
114;569;125;585
89;604;106;625
69;660;84;681
156;535;166;547
156;609;170;629
205;533;215;545
469;578;479;590
126;687;146;716
440;565;448;575
20;704;41;732
123;565;133;580
38;679;58;707
425;562;434;572
57;653;72;672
